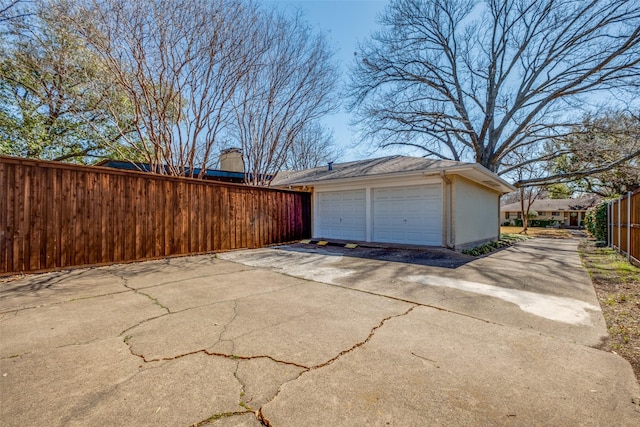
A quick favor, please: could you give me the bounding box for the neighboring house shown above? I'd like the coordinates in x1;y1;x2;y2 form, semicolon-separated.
500;197;600;228
97;148;262;184
272;155;515;251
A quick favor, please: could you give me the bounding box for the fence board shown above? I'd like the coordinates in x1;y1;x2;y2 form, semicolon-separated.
609;190;640;266
1;156;311;275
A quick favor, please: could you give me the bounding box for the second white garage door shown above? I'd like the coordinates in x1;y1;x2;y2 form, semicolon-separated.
373;185;442;246
317;190;366;240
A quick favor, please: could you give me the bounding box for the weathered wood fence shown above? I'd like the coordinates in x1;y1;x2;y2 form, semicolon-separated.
1;156;311;275
609;189;640;266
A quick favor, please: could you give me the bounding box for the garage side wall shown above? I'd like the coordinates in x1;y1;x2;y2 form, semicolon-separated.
453;176;501;249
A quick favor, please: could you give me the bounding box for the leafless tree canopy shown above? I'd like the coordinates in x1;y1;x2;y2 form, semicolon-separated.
59;0;337;180
349;0;640;174
231;11;338;185
284;122;341;171
0;0;28;23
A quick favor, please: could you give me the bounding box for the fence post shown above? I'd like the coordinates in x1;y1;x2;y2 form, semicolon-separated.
617;195;622;254
608;201;612;247
628;191;632;261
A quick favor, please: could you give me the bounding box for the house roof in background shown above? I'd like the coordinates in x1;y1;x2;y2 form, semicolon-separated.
96;160;247;181
272;155;516;193
500;197;600;212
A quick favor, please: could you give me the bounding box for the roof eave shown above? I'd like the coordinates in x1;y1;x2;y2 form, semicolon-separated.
441;163;516;194
275;163;516;194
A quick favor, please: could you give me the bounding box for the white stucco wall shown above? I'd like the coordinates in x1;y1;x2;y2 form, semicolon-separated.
453;176;501;248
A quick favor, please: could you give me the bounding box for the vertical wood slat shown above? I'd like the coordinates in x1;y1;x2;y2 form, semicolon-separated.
610;190;640;266
1;156;311;275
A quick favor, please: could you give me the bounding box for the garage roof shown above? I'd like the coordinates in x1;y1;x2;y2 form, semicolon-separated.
273;155;515;194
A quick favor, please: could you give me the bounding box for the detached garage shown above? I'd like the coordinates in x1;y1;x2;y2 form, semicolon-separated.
272;156;515;251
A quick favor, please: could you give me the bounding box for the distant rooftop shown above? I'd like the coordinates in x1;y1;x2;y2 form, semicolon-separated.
501;197;600;212
96;160;247;183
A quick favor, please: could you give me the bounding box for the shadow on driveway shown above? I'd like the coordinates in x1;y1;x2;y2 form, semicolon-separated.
277;242;474;269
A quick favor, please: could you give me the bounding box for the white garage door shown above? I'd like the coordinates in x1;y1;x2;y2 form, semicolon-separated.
373;185;442;246
317;190;366;240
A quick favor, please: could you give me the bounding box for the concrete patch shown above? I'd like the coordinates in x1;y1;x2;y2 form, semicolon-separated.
219;248;355;285
405;274;601;326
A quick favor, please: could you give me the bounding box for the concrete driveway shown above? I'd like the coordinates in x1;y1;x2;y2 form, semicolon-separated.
1;238;639;426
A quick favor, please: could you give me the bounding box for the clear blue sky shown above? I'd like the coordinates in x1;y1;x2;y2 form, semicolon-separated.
263;0;421;162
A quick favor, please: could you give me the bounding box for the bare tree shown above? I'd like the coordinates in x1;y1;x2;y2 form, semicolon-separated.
503;150;547;234
0;0;29;23
284;122;342;171
349;0;640;175
231;10;338;185
65;0;263;177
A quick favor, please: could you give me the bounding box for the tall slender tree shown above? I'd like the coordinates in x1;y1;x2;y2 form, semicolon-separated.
231;10;338;185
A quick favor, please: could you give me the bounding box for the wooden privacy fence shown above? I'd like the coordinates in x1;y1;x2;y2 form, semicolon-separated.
609;189;640;266
1;156;311;275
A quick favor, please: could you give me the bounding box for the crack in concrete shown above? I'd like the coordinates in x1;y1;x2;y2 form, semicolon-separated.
112;271;172;314
0;351;32;360
117;269;256;293
189;410;254;427
220;257;506;328
310;305;417;370
256;305;419;427
0;289;133;315
411;352;440;367
123;338;310;369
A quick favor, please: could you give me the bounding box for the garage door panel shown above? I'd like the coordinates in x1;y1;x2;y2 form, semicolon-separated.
317;190;366;241
373;185;442;246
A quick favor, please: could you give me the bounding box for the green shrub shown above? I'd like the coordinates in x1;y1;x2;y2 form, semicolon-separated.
585;202;608;241
529;219;557;227
462;235;529;256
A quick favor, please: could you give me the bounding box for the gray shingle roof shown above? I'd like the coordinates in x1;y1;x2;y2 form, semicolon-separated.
272;155;468;186
500;197;600;212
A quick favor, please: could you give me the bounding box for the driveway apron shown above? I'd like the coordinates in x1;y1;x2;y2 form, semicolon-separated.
1;239;639;426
